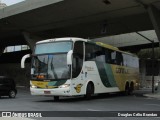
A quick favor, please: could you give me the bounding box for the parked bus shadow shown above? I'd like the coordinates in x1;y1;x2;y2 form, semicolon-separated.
35;92;137;103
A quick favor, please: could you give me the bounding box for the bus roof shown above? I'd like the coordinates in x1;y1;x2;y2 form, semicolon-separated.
36;37;137;57
96;42;119;51
36;37;88;44
95;42;137;57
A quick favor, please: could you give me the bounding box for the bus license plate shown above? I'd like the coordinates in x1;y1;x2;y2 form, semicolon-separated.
44;91;51;94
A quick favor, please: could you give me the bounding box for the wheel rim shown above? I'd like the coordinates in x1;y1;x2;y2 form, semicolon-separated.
10;91;16;98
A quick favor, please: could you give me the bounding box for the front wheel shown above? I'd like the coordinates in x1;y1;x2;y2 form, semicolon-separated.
85;83;94;100
9;90;16;98
54;96;59;101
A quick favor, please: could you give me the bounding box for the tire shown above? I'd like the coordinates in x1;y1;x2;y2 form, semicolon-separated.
85;83;94;100
9;90;16;98
129;82;134;95
125;83;130;96
54;96;59;101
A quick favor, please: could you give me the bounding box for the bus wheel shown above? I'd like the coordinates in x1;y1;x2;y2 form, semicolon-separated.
9;90;16;98
129;82;134;95
54;96;59;101
125;83;130;95
85;83;94;100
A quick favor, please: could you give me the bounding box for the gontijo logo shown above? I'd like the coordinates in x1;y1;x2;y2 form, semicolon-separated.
74;84;83;93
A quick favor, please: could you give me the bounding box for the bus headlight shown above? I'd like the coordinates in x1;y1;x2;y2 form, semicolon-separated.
30;85;37;88
59;84;70;88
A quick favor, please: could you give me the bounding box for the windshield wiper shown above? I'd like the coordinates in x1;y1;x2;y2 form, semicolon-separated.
51;56;58;79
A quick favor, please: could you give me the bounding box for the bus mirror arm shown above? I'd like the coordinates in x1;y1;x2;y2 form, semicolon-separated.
67;50;73;65
21;54;31;68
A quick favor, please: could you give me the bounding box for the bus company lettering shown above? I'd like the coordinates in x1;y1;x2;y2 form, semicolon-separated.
85;66;94;71
116;68;129;74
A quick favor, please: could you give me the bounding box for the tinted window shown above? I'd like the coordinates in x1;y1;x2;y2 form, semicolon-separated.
3;78;10;84
95;46;105;63
85;43;96;61
85;43;126;66
0;78;14;84
116;52;123;65
123;54;139;68
72;41;84;78
105;49;115;64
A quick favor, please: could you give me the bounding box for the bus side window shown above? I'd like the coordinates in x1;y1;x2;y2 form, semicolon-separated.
122;54;126;66
95;47;105;63
85;43;95;61
116;52;123;66
72;41;84;78
105;49;113;64
111;51;116;64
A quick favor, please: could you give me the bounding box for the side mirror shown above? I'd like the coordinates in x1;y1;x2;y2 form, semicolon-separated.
21;54;31;68
67;50;73;65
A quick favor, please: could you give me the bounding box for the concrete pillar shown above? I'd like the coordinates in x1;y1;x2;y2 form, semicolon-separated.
148;5;160;42
22;32;40;51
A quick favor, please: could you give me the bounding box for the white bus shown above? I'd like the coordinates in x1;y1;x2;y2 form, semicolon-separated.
21;37;139;100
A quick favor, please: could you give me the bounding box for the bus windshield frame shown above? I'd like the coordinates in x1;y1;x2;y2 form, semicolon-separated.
31;41;73;80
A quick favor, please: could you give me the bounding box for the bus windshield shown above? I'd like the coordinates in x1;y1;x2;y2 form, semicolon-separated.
31;54;71;80
31;41;72;80
35;41;72;54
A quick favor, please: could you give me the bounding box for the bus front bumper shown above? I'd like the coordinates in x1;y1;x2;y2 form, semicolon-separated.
30;87;71;96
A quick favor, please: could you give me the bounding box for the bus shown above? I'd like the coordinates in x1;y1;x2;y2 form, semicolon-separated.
21;37;139;100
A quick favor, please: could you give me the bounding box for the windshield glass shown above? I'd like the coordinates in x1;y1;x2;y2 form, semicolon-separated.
35;41;72;54
31;54;71;80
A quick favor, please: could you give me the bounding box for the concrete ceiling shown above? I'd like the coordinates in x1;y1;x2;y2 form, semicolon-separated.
0;0;160;47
